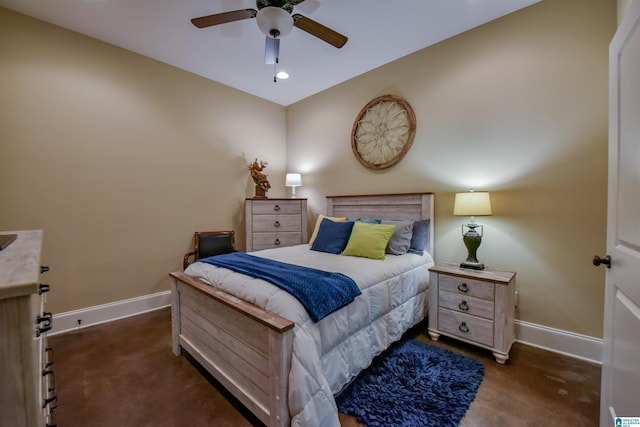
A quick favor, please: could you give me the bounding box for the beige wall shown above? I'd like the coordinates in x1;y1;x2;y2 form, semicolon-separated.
1;0;616;339
0;8;287;313
286;0;615;338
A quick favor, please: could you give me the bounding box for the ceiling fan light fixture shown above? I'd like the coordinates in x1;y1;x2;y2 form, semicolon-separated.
256;6;293;38
265;37;280;64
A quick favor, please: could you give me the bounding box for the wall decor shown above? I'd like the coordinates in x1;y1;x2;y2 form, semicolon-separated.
351;95;416;169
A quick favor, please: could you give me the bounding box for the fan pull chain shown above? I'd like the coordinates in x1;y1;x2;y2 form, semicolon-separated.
273;32;279;83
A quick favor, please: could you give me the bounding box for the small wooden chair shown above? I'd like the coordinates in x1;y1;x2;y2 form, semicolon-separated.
183;230;236;270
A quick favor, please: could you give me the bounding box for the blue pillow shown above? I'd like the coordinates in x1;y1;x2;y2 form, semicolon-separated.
347;218;382;224
408;219;430;255
310;218;355;254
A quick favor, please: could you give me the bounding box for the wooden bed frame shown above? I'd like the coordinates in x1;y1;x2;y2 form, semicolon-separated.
169;193;434;426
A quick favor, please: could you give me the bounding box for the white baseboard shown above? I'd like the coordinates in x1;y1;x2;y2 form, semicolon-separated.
49;291;602;364
49;291;171;336
515;319;602;365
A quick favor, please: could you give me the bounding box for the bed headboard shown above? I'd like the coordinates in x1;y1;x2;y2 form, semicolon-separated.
326;193;434;256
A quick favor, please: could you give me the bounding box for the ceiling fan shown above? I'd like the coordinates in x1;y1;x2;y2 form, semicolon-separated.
191;0;348;65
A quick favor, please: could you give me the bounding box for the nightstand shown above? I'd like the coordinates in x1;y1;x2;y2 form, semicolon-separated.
245;198;308;251
428;263;516;364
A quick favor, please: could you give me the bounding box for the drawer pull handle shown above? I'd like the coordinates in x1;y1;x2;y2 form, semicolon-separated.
42;369;57;392
36;312;53;336
45;347;55;368
274;204;280;211
39;283;51;295
274;220;280;227
43;394;57;409
458;300;469;311
459;322;470;333
274;238;281;245
41;265;50;274
457;283;469;293
43;369;58;413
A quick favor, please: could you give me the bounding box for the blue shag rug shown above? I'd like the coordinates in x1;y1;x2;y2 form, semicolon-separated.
335;339;485;427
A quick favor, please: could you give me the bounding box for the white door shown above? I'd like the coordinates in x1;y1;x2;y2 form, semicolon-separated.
600;2;640;425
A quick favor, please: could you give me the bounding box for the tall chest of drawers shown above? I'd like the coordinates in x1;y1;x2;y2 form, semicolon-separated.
428;263;516;364
245;198;308;251
0;230;56;427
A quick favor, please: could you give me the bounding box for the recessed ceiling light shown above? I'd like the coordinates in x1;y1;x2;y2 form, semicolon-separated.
276;71;289;80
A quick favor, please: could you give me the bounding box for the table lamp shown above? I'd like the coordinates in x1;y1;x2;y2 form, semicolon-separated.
453;190;492;270
285;173;302;198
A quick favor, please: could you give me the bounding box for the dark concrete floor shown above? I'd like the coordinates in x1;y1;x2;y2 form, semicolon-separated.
47;307;600;426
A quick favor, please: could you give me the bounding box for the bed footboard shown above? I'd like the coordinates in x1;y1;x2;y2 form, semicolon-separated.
169;271;295;427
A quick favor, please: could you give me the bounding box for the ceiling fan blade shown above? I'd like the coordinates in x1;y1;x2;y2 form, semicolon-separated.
292;14;347;48
264;36;280;65
191;9;257;29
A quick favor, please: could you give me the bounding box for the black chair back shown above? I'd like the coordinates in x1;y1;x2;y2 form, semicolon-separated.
198;233;235;259
183;230;236;270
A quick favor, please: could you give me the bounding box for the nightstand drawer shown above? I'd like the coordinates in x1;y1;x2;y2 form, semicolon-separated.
252;200;302;215
429;263;516;363
252;215;301;232
439;274;495;301
252;232;302;251
438;308;494;347
439;290;494;320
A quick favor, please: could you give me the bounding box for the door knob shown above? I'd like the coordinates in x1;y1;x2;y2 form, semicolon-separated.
593;255;611;268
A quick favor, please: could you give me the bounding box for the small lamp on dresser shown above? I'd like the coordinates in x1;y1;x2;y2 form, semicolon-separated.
285;173;302;198
453;190;492;270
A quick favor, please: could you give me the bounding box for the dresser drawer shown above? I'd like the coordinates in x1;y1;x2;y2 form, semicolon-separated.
252;232;302;251
439;274;495;301
252;215;301;232
439;290;494;320
246;198;307;252
252;200;302;215
1;230;51;426
438;308;494;347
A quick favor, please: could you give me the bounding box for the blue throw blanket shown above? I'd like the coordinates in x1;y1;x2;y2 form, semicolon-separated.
198;252;362;322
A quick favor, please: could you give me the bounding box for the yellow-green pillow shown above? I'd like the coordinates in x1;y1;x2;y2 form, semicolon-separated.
342;222;396;260
309;215;347;245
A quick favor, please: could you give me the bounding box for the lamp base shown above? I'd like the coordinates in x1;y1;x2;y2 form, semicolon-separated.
461;223;485;270
460;260;485;270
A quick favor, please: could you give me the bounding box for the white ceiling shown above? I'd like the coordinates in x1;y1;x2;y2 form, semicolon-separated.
0;0;540;106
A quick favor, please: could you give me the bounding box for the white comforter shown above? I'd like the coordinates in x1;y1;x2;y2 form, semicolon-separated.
184;244;433;426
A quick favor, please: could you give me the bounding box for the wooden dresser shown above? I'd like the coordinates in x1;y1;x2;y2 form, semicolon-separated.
245;198;308;252
0;230;56;427
428;263;516;364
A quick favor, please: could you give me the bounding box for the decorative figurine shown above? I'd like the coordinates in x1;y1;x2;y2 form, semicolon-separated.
248;159;271;198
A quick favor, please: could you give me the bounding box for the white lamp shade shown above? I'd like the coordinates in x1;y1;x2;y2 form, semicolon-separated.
257;6;293;37
453;192;492;216
285;173;302;187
